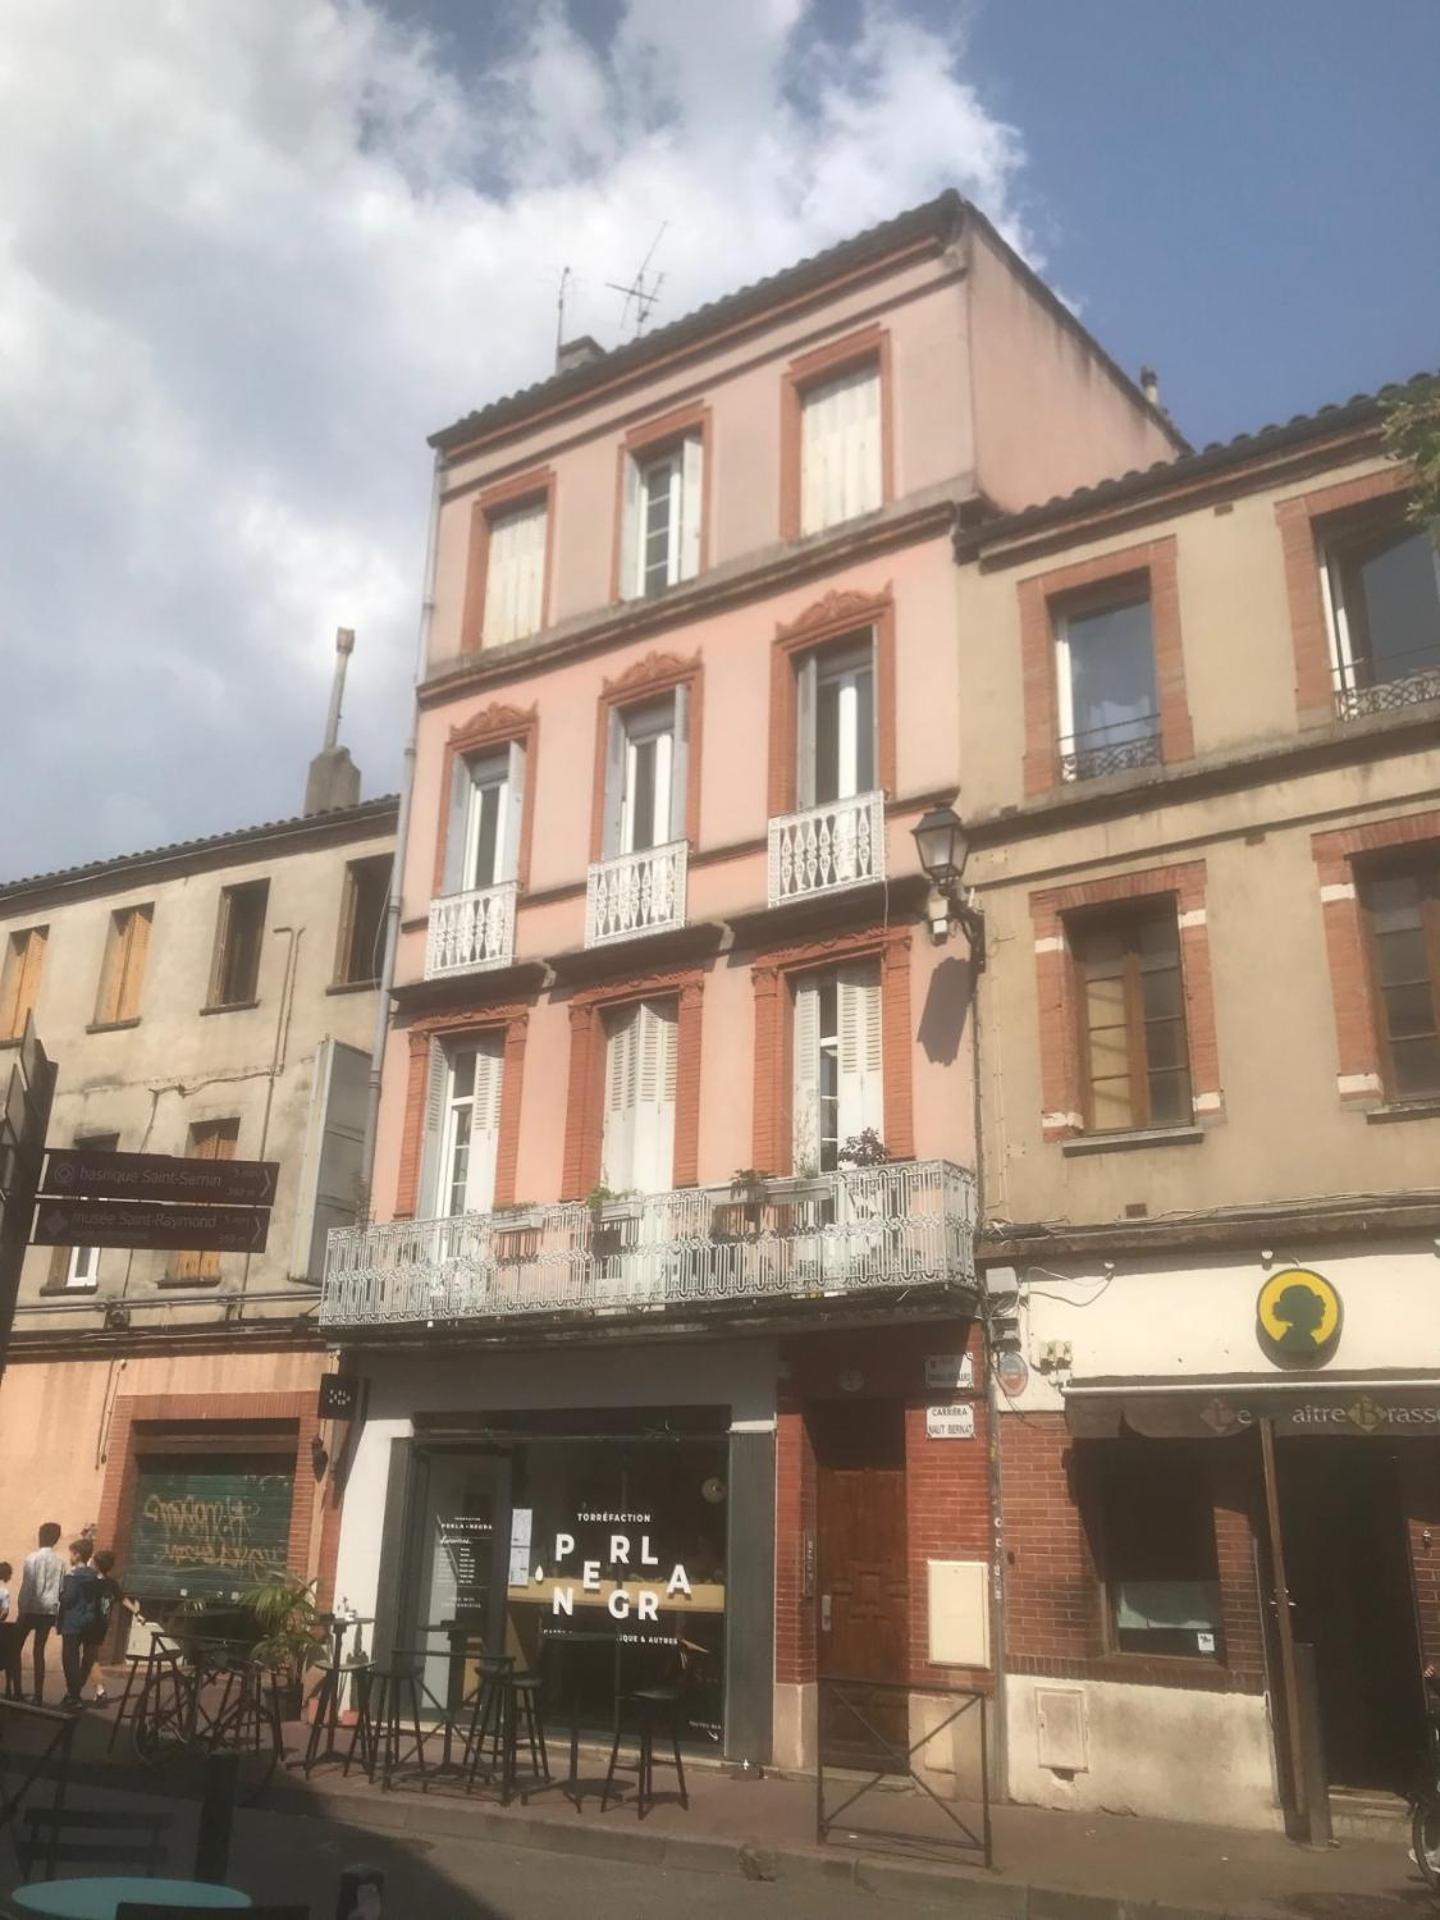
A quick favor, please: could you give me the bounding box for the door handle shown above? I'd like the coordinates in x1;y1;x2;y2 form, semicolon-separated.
821;1593;832;1632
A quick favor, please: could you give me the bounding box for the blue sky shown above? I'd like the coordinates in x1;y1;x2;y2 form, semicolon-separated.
2;0;1436;871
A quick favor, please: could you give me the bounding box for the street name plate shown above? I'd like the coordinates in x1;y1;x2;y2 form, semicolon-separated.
926;1402;976;1440
31;1196;271;1254
40;1146;279;1208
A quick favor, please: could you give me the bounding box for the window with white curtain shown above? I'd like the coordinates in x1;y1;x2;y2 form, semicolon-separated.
620;437;703;600
429;1035;506;1218
442;742;525;896
482;498;548;646
799;362;881;537
792;963;882;1174
601;999;678;1194
602;691;689;858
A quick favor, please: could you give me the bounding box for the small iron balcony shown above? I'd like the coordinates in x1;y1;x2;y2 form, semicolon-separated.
585;840;688;948
424;882;517;980
767;791;885;907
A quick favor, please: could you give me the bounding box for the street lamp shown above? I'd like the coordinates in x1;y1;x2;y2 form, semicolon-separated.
911;802;985;967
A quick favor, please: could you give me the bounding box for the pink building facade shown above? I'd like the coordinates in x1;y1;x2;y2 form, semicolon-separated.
325;194;1182;1773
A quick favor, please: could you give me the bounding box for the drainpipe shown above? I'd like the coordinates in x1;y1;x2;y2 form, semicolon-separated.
970;928;1008;1805
360;451;443;1210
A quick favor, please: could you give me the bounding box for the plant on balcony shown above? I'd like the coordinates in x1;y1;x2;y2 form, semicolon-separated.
714;1167;771;1242
238;1573;328;1720
838;1129;890;1167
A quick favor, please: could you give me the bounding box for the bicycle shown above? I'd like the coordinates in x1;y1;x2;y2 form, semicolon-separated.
130;1632;283;1805
1411;1665;1440;1894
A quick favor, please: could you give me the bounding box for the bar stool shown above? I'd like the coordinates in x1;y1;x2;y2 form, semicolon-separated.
361;1662;430;1787
461;1656;520;1795
602;1684;688;1818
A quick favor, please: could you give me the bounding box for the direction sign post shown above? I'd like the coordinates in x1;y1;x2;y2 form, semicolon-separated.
30;1197;271;1256
40;1147;279;1209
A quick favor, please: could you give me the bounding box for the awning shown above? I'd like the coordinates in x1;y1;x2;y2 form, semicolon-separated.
1063;1374;1440;1440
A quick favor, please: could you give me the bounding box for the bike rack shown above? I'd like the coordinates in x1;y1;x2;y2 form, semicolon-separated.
815;1675;991;1868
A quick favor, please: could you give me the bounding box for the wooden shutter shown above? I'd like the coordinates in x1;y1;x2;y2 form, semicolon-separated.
669;683;689;845
620;455;642;602
483;500;547;646
463;1034;506;1214
602;1004;640;1190
502;739;526;883
1;928;45;1042
418;1036;448;1217
631;1001;677;1194
836;963;882;1148
679;436;703;582
792;977;822;1175
121;906;152;1020
174;1120;237;1281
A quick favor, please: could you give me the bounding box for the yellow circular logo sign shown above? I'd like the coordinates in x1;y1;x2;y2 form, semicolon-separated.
1256;1268;1342;1365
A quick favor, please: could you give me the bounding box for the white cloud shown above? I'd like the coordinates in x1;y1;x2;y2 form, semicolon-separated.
0;0;1028;875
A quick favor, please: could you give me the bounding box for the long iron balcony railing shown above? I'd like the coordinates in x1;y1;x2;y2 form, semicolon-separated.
320;1159;976;1332
1058;716;1163;784
424;881;517;979
585;840;688;948
768;790;886;906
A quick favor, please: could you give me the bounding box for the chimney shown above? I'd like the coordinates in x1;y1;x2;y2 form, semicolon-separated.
304;627;363;817
556;335;605;377
1140;365;1161;409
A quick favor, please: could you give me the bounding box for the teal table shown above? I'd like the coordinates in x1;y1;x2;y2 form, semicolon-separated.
11;1878;251;1916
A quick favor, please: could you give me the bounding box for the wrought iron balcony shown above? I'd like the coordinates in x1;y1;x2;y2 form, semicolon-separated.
1058;721;1163;784
424;882;517;980
585;840;688;948
320;1158;976;1333
1333;649;1440;721
768;791;886;907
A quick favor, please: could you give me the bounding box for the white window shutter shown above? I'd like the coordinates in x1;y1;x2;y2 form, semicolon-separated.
670;683;689;845
502;740;525;883
602;708;627;858
620;456;642;602
794;653;817;809
679;436;703;582
792;978;821;1175
464;1034;506;1214
419;1036;448;1215
443;755;471;896
651;728;674;846
837;964;883;1148
800;365;880;536
484;501;547;646
602;1004;639;1190
631;1001;677;1194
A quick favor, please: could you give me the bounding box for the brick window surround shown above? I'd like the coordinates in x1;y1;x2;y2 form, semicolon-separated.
394;1004;531;1218
1312;808;1440;1104
432;701;539;898
750;923;913;1175
767;587;897;818
1030;861;1220;1143
560;968;705;1199
1275;466;1410;728
94;1392;321;1599
1019;537;1193;800
588;650;704;861
459;465;556;655
779;324;894;543
608;403;713;605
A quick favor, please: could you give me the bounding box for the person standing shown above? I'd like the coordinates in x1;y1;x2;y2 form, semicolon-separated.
57;1538;102;1709
0;1562;18;1699
84;1549;121;1705
16;1523;66;1704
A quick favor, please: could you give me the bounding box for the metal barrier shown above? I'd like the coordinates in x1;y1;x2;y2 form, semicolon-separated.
0;1697;77;1878
815;1676;991;1867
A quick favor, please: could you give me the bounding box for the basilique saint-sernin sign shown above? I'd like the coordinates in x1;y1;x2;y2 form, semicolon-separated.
40;1146;279;1208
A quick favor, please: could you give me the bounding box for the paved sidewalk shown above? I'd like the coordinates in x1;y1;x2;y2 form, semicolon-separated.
21;1697;1432;1918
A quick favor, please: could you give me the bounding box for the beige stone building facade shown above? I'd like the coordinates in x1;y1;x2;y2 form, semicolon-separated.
0;788;395;1633
954;380;1440;1830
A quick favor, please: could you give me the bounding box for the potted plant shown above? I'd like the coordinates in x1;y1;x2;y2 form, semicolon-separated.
239;1573;327;1721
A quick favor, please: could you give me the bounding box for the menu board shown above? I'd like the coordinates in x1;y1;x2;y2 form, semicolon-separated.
435;1513;494;1615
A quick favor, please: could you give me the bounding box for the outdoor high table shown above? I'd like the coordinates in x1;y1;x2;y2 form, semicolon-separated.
11;1878;251;1916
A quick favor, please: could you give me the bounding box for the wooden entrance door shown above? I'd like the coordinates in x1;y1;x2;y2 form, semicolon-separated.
814;1400;909;1769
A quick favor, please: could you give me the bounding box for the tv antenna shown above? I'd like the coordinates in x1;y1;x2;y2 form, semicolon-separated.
607;223;668;338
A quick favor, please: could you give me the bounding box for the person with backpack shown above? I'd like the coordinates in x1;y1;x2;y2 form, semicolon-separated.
16;1523;67;1704
84;1549;121;1705
56;1537;102;1709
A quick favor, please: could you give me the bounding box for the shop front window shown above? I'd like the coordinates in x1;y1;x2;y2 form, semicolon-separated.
1093;1441;1223;1660
412;1426;728;1747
